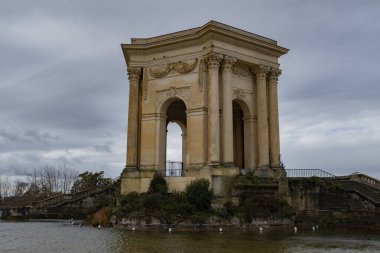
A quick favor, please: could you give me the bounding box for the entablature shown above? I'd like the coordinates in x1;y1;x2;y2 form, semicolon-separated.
122;21;288;70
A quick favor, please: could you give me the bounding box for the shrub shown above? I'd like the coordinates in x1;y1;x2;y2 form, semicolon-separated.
148;173;168;195
116;191;142;218
90;207;112;227
185;179;213;212
94;193;112;210
245;171;258;184
237;194;294;221
142;193;162;218
191;211;211;227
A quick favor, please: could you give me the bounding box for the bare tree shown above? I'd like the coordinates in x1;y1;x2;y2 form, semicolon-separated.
0;166;79;204
0;176;11;199
12;179;29;197
28;165;79;197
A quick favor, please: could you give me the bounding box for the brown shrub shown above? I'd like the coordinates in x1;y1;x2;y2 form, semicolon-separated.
90;207;112;227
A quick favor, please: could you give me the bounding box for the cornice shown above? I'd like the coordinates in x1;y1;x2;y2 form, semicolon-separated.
122;21;288;65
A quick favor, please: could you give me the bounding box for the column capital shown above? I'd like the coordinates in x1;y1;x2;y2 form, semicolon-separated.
253;64;270;79
269;68;282;82
222;56;237;70
127;67;142;82
205;52;223;68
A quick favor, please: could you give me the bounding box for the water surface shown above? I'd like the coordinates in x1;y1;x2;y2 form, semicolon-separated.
1;221;379;253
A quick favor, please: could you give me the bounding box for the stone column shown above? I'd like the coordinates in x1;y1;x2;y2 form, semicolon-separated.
155;113;167;170
268;68;282;168
254;65;270;168
126;68;141;168
221;56;236;165
182;131;187;169
206;52;223;164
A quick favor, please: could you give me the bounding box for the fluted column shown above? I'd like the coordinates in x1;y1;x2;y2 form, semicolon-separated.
254;65;270;168
206;52;223;164
269;68;282;167
221;56;236;164
126;67;141;167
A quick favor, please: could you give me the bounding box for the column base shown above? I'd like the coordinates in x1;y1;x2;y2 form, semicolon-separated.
208;162;221;167
122;165;138;176
222;161;235;166
121;165;156;195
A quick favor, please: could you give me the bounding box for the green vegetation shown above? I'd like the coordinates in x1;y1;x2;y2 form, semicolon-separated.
116;174;214;226
244;171;259;184
148;174;168;195
71;171;112;193
116;174;294;226
289;177;343;191
236;194;294;223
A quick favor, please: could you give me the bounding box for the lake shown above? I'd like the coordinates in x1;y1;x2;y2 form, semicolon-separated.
1;220;379;253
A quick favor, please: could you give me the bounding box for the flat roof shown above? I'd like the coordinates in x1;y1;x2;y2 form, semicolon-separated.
129;20;278;46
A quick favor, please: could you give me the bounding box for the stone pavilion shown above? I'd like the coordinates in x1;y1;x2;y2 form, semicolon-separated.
120;21;288;196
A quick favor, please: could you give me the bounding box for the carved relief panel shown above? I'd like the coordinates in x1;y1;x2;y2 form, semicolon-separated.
149;59;198;79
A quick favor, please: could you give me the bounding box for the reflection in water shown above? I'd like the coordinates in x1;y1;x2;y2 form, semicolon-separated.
118;230;289;253
0;221;379;253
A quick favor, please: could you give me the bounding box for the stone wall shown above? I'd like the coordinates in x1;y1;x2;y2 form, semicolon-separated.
288;178;378;227
289;178;376;212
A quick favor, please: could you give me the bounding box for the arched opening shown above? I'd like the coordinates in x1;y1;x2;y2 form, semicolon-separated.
233;101;245;169
164;99;187;176
166;122;183;176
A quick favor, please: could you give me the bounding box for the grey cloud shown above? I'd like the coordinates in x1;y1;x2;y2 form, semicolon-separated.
0;128;59;145
94;141;113;153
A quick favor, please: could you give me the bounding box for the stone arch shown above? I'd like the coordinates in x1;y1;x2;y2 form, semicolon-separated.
232;98;252;169
156;97;188;172
232;98;251;118
156;87;191;114
168;120;186;132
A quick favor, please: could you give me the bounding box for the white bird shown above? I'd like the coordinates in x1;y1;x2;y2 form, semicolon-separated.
294;226;298;233
259;227;263;233
168;227;172;232
132;226;135;231
97;225;101;229
219;227;223;232
312;226;315;231
316;225;319;230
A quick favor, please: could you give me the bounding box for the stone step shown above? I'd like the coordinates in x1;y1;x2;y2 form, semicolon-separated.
337;180;380;204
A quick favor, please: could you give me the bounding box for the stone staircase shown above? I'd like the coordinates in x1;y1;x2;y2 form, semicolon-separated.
29;186;112;214
332;174;380;211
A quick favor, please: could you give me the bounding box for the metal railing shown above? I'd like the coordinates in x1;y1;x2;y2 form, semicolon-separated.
164;161;183;177
286;169;336;178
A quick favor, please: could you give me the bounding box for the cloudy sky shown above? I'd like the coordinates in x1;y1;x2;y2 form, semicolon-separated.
0;0;379;179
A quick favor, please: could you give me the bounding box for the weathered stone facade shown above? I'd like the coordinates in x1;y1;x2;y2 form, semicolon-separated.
120;21;288;195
